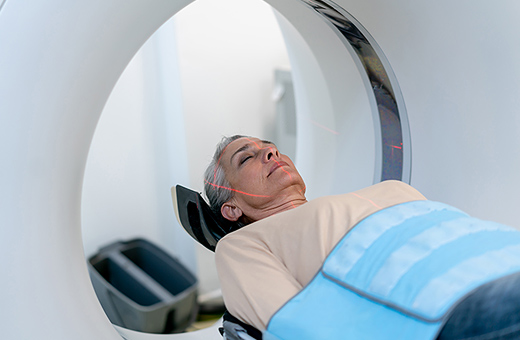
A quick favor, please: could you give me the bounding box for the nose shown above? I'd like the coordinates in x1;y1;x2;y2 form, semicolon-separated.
263;146;280;162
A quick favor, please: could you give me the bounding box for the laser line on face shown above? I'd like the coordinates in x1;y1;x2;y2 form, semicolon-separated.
243;137;294;181
204;180;272;198
208;138;296;198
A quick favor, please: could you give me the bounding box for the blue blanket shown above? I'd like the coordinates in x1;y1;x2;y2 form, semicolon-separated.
265;201;520;340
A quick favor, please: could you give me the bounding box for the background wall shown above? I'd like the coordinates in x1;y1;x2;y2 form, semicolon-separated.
175;0;291;193
81;19;195;268
81;0;291;296
174;0;291;296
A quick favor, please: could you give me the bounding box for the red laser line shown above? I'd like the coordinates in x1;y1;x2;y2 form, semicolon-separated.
229;138;293;180
205;180;272;198
214;142;234;183
244;137;262;150
244;138;283;167
351;192;382;209
210;138;301;200
308;119;340;135
272;158;293;180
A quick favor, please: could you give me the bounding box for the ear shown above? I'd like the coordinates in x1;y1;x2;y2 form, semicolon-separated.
221;202;243;222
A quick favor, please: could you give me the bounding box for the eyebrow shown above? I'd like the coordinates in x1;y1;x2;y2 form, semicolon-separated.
229;140;274;165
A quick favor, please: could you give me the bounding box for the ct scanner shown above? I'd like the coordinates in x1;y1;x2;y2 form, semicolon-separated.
2;0;520;339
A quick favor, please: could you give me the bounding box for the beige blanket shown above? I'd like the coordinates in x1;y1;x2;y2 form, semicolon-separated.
215;180;426;330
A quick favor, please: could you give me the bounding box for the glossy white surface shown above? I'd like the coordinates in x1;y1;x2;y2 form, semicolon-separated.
336;1;520;227
0;1;193;339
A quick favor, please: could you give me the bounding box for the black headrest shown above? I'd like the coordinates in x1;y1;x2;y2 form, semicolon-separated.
172;184;239;252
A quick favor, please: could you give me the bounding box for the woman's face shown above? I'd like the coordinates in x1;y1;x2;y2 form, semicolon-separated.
216;137;306;222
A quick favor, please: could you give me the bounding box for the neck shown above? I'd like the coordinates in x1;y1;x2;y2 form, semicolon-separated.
242;195;308;224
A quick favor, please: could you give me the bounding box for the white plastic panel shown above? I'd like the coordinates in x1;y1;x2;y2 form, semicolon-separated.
0;1;193;339
269;0;376;198
335;1;520;228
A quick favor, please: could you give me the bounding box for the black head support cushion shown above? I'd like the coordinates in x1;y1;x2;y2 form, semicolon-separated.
172;185;240;252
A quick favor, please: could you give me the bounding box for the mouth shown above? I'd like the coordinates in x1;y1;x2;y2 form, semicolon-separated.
268;161;288;177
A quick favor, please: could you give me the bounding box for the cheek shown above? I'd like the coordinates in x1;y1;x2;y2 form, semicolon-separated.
282;156;304;182
245;167;264;184
282;156;298;173
232;167;263;190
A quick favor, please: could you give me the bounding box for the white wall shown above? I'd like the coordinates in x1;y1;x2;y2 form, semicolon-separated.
269;3;376;199
175;0;291;193
174;0;291;294
81;19;197;270
82;0;291;295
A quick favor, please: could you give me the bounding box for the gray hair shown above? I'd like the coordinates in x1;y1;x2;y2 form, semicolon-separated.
204;135;247;218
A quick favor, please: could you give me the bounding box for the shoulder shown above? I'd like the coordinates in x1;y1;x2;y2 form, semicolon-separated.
304;180;425;212
216;181;425;258
349;180;426;203
215;221;273;266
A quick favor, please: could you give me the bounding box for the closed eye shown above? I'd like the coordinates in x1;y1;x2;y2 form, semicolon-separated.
240;156;252;164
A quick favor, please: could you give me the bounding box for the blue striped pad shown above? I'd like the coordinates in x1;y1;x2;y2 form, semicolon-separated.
323;200;520;321
265;272;442;340
266;200;520;340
